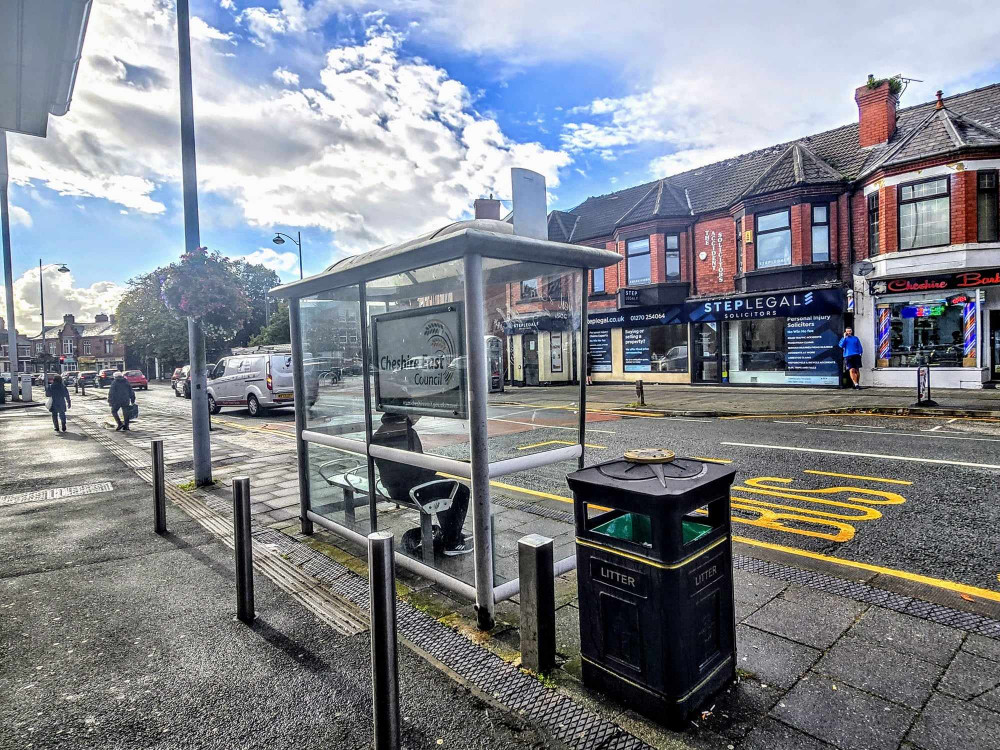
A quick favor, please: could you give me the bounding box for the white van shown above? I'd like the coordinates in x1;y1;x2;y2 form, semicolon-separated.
206;348;295;417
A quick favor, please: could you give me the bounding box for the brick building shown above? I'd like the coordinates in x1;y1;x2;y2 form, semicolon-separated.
519;78;1000;389
28;313;124;373
0;318;32;373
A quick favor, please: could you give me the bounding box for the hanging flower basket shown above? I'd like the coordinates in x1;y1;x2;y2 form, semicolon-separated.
161;247;251;329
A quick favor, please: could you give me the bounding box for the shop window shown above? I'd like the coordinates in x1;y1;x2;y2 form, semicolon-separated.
592;267;605;294
521;278;539;299
811;205;830;262
899;177;950;250
625;237;651;285
737;319;786;371
755;209;791;269
622;324;687;373
868;193;880;255
978;171;999;242
665;235;680;280
883;297;969;367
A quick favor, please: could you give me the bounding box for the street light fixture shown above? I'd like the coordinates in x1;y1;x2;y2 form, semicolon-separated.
39;260;70;374
272;230;303;279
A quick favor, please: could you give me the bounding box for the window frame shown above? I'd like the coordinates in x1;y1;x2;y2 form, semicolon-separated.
520;278;539;300
810;203;830;263
591;267;605;294
625;236;652;286
664;233;681;281
867;192;880;256
977;169;999;243
897;176;951;251
83;340;91;355
754;208;792;269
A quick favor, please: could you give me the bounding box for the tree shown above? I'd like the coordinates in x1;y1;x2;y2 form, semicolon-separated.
160;247;252;340
231;261;281;348
116;271;191;368
249;301;290;346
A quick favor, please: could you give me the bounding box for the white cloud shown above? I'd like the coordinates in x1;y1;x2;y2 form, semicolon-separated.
220;0;235;9
0;266;125;335
9;206;32;228
273;67;300;86
8;2;570;262
241;247;300;273
237;6;294;45
190;16;236;44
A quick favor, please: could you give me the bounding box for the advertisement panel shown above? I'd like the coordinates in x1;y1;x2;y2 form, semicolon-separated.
623;328;651;372
588;329;613;372
870;269;1000;295
588;304;684;331
783;315;841;385
372;302;467;419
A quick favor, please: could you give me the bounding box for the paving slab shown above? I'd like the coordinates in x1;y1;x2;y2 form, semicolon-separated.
847;606;964;667
962;633;1000;663
938;649;1000;701
743;591;863;650
771;675;915;750
907;692;1000;750
813;635;942;709
739;717;836;750
735;624;820;690
734;571;787;620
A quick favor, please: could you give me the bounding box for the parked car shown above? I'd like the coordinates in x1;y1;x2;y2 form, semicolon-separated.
77;371;98;387
63;370;80;385
124;369;148;390
97;369;119;387
207;352;295;417
171;367;184;395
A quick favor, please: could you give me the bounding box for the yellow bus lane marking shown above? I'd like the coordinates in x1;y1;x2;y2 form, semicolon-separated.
729;504;855;542
692;456;733;464
803;470;912;485
517;440;607;450
719;442;1000;470
742;477;906;505
731;488;883;520
489;418;617;435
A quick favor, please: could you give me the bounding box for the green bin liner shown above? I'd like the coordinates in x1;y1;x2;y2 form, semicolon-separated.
592;513;712;546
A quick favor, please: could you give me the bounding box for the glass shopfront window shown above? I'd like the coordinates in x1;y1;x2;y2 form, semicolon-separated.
883;297;970;367
735;318;786;371
622;324;688;373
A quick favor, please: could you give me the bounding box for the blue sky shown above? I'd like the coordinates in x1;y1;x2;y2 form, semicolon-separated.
4;0;1000;332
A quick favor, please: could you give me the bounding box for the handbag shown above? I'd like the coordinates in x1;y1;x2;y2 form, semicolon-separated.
127;403;139;420
44;396;53;411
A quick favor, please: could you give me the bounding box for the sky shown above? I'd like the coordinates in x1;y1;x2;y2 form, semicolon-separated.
3;0;1000;334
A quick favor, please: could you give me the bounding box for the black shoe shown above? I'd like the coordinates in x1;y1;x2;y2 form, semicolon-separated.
122;426;130;431
61;427;67;432
443;540;473;557
854;385;862;390
54;428;60;433
115;424;123;431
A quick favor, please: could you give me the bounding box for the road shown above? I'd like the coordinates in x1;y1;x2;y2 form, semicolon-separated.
136;380;1000;595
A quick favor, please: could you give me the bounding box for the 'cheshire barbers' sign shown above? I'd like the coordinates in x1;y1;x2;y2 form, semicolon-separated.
871;269;1000;295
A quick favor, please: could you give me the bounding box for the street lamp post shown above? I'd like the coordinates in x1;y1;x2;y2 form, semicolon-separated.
272;231;303;279
39;260;70;374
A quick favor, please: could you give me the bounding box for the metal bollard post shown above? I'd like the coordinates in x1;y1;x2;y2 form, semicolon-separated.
635;378;645;406
232;477;255;624
518;534;556;673
151;439;166;534
368;531;401;750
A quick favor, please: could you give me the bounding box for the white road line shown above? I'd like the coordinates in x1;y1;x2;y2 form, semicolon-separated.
947;418;959;424
772;420;806;424
804;426;1000;443
488;417;616;435
720;441;1000;470
663;417;713;423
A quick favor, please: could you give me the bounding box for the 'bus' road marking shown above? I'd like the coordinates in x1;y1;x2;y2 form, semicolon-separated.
517;440;606;450
0;482;114;507
803;470;912;486
805;426;1000;443
720;442;1000;470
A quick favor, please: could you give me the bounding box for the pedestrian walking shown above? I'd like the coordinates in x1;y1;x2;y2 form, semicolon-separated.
108;371;136;431
586;350;594;386
839;326;864;390
46;374;71;433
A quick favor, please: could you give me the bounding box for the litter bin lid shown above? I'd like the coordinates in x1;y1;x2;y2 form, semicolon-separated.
598;457;706;485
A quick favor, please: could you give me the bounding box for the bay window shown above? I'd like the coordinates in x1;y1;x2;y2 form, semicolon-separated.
811;204;830;262
626;237;651;285
868;193;880;255
755;209;791;268
899;177;950;249
592;267;605;294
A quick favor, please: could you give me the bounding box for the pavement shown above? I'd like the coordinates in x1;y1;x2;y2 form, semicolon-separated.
4;383;1000;749
507;383;1000;418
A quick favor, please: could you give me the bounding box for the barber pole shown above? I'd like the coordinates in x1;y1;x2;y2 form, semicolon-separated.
877;306;891;361
963;301;977;360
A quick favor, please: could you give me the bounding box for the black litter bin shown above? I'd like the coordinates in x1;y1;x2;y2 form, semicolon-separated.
566;448;737;725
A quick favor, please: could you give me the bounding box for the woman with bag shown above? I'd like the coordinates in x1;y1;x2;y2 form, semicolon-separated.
108;371;136;432
46;374;72;433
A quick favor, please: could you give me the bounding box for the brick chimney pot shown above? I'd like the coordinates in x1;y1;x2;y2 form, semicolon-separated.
855;81;898;148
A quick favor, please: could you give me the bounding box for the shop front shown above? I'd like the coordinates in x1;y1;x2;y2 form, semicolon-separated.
587;304;689;384
860;269;1000;388
685;287;846;386
506;312;579;387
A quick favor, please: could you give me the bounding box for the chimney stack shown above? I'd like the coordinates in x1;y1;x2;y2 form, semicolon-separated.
935;90;944;110
63;313;75;324
94;313;109;323
474;196;502;220
855;77;898;148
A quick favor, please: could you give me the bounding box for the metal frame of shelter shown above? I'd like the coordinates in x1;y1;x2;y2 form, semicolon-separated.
270;218;618;628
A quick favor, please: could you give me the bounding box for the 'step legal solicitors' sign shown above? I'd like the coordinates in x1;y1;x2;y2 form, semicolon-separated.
372;302;467;419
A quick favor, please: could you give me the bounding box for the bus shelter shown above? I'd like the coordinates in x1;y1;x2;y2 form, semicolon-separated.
270;218;618;628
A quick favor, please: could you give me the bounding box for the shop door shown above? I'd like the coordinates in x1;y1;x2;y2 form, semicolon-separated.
523;333;539;386
992;312;1000;381
691;323;721;383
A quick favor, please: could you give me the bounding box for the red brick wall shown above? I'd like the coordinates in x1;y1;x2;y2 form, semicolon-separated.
792;203;808;265
952;171;978;244
693;216;736;295
649;233;664;284
855;83;897;148
742;212;755;272
605;240;623;294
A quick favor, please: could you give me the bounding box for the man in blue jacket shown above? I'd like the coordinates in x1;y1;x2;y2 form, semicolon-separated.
839;327;864;390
